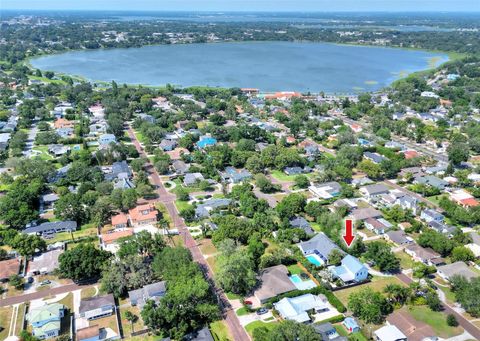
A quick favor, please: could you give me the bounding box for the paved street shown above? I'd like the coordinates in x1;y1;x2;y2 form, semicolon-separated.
127;126;250;341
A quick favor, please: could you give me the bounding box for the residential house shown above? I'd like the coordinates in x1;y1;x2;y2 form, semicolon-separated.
89;122;108;136
364;217;393;235
386;309;435;341
428;220;456;236
195;199;232;219
374;325;407;341
53;118;74;129
221;167;252;183
253;265;297;303
55;127;74;138
313;323;346;341
159;139;177;151
309;181;342;199
329;255;368;284
364;152;387;164
359;184;390;201
351;176;373;188
414;175;448;190
333;199;358;211
111;213;129;229
437;262;480;281
384;230;412;246
103;161;132;182
342;317;360;334
23;221;77;238
289;216;315;235
405;244;441;265
48;144;70;157
0;258;20;281
100;229;134;253
351;207;382;222
41;193;59;211
450;189;480;208
297;233;343;265
274;294;329;323
184;172;204;186
128;204;158;226
98;134;117;147
128;281;167;308
27;303;65;339
420;209;444;224
79;294;116;320
172;160;190;175
166;147;189;160
189;327;215;341
28;249;63;276
395;195;418;214
138;113;155;123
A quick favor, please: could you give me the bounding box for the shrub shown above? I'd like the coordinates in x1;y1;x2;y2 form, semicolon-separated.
447;314;459;327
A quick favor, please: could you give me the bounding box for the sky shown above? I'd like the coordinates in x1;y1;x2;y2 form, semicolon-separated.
2;0;480;12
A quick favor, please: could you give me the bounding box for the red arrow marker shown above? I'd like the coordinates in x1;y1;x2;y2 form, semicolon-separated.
343;219;355;247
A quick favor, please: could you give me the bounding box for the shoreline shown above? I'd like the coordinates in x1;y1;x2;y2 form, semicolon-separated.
25;39;458;95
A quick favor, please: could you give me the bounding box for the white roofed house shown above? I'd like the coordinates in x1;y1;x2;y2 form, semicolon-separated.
308;181;342;200
274;294;330;323
359;184;390;203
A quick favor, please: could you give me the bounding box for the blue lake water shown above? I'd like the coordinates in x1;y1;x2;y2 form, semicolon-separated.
30;41;448;93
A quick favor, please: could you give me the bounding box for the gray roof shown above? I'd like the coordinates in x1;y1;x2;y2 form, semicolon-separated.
351;207;382;221
289;216;314;235
128;281;166;307
195;199;232;218
415;175;448;189
361;184;390;196
23;221;77;235
437;262;479;280
190;327;214;341
254;265;296;302
79;294;115;314
298;233;343;260
386;230;410;245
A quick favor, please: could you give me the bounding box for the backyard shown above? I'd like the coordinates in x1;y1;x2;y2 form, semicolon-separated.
406;306;463;338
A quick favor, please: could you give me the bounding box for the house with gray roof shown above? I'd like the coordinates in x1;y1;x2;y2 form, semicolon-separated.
195;199;232;218
360;184;390;200
184;172;204;186
297;233;343;264
289;216;314;235
104;161;132;182
159;139;177;151
128;281;167;309
385;230;412;246
314;323;346;341
172;160;190;175
364;152;387;164
414;175;448;190
351;207;382;221
220;167;252;184
48;144;70;157
79;294;116;320
253;265;296;303
437;262;479;281
23;221;77;238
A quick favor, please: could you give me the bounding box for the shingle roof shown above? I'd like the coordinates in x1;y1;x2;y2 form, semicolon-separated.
254;265;296;302
79;294;115;314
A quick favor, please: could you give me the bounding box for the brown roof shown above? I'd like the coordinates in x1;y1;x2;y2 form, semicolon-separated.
76;325;100;341
406;244;440;261
111;213;128;226
0;258;20;280
129;204;158;224
387;309;435;341
54;118;74;129
101;229;133;245
254;265;296;302
166;147;190;160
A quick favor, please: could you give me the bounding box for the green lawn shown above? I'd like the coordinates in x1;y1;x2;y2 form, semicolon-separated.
334;276;406;306
334;324;367;341
244;321;278;336
0;306;13;340
210;321;232;341
287;263;304;275
175;200;193;212
395;250;415;270
236;307;250;316
46;225;97;244
406;306;463;338
270;170;296;182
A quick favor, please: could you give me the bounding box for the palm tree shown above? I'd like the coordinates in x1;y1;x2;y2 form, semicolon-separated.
125;311;138;334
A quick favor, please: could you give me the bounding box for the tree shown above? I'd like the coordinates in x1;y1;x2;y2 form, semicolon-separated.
116;230;165;259
450;276;480;317
294;175;310;189
255;174;279;193
328;249;343;266
412;262;436;279
358;160;383;180
10;234;46;257
383;284;411;306
58;243;111;282
253;320;321;341
125;311;139;333
276;193;306;219
447;141;469;166
451;246;475;262
348;288;391;324
425;291;442;311
54;193;86;224
418;230;455;257
447;314;458;327
216;248;257;295
9;274;24;290
364;241;400;273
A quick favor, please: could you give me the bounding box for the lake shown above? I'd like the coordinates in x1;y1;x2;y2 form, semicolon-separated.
30;42;448;93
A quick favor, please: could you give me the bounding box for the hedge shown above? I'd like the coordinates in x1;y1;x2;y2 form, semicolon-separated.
314;314;345;325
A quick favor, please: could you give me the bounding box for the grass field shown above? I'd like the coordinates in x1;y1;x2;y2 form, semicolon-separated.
334;276;406;306
175;199;192;212
210;321;232;341
14;304;26;336
236;307;250;316
287;263;304;275
119;305;144;336
0;306;13;340
270;170;296;182
244;321;278;336
394;250;415;270
406;306;463;338
81;287;98;299
198;238;218;256
335;324;367;341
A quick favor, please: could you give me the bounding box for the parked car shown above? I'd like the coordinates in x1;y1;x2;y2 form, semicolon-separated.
256;308;268;315
26;277;34;284
40;280;51;286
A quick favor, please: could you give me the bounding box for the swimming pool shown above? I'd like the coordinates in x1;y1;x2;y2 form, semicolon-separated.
289;274;317;290
306;254;324;267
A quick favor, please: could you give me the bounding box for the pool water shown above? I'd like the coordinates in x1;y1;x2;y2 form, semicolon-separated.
306;254;324;266
289;274;317;290
290;274;302;284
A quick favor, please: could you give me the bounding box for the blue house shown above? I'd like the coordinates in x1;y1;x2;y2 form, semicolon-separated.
98;134;117;146
197;136;217;149
421;209;445;224
330;255;368;284
343;317;360;333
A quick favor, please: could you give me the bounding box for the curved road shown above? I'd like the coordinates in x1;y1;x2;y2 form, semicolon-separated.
127;126;250;341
